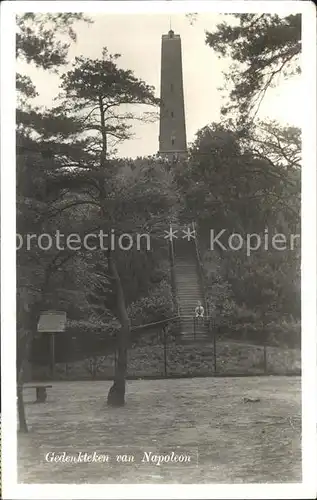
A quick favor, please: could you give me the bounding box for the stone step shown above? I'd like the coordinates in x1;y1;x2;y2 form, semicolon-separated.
180;323;206;327
174;271;197;274
181;332;208;336
176;284;202;288
177;286;201;289
175;259;197;264
179;305;204;308
180;313;205;316
175;273;199;276
173;251;208;333
174;266;197;270
180;306;204;311
176;284;200;287
178;296;203;300
176;288;201;292
175;276;198;279
178;294;203;297
180;320;209;324
181;324;207;328
175;275;200;279
176;287;201;290
175;282;199;285
180;318;206;322
178;293;202;302
177;293;203;297
177;288;202;292
174;268;197;271
174;261;196;264
174;272;200;276
176;283;201;286
179;312;205;317
180;332;209;336
179;296;203;299
174;269;198;273
175;274;199;278
177;294;202;298
178;300;203;303
175;263;197;267
175;276;197;280
175;281;201;285
178;335;210;342
181;322;208;327
175;283;201;287
178;291;203;295
179;304;204;308
178;296;203;299
178;297;202;300
180;320;206;324
177;284;201;287
181;322;208;328
181;324;208;328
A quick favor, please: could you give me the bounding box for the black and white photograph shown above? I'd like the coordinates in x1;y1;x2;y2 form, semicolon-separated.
1;1;316;498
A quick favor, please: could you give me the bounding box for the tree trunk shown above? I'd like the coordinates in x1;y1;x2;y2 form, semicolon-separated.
17;330;31;433
99;94;107;162
107;251;130;407
17;383;28;433
16;306;39;433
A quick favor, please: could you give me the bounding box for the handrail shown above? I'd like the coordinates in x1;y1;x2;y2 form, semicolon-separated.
131;315;180;332
169;231;181;318
192;221;209;320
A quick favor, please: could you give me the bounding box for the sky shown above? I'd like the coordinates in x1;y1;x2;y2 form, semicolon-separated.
17;13;302;158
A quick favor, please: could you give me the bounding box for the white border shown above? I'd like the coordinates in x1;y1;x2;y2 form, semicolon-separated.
1;1;316;499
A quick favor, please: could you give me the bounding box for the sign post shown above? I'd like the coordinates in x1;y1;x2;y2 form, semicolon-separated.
37;311;67;379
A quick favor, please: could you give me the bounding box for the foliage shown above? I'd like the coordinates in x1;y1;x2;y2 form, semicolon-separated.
16;13;92;70
16;11;95;341
177;121;300;239
247;120;301;170
222;246;300;319
54;50;159;156
224;314;300;348
266;317;300;348
127;280;174;326
16;13;108;424
181;121;300;339
201;250;236;326
205;14;301;121
84;356;107;379
16;35;175;407
15;10;302;412
32;341;300;381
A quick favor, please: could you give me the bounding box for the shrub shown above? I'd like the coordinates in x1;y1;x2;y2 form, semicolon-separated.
201;249;238;327
266;318;301;348
127;280;174;326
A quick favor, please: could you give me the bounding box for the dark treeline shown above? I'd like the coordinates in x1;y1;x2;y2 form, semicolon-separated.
16;13;300;430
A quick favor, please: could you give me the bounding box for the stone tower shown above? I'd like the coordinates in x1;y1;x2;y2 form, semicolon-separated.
159;30;187;160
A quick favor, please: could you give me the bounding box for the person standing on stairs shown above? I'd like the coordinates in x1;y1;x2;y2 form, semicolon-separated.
194;301;204;319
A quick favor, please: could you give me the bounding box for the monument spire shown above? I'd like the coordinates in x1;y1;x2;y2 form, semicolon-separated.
158;28;187;160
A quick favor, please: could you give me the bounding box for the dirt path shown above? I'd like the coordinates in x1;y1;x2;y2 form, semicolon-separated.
18;376;301;483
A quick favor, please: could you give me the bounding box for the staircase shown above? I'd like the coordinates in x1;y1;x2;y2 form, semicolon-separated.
172;236;209;342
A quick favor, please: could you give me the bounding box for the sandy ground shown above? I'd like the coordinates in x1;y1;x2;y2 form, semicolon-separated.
18;376;301;483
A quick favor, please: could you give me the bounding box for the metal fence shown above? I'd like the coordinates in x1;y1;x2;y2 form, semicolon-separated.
30;318;300;381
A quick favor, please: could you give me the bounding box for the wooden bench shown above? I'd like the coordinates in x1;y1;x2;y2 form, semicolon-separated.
24;385;52;403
